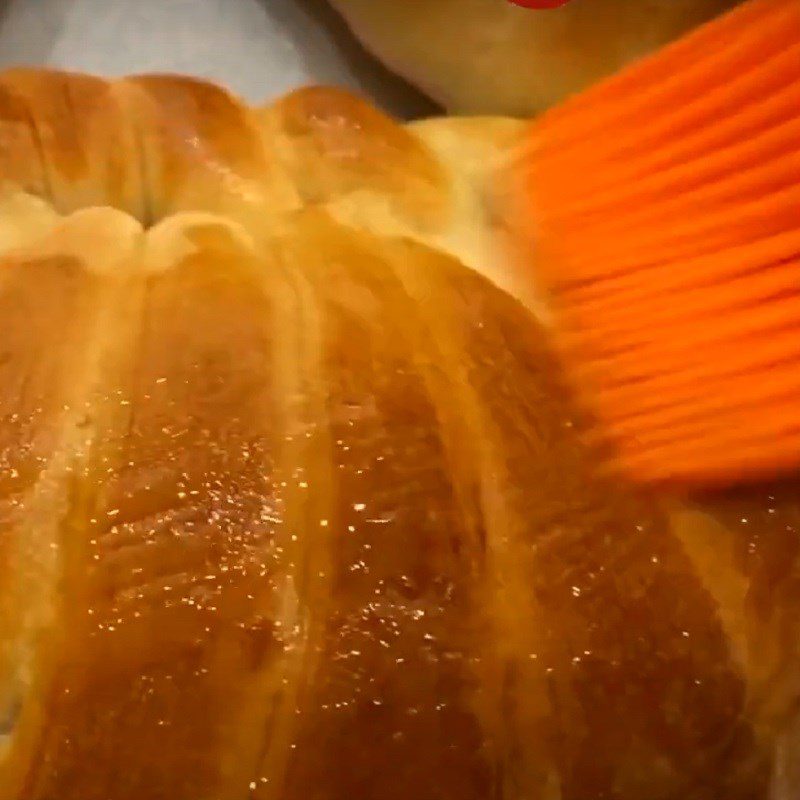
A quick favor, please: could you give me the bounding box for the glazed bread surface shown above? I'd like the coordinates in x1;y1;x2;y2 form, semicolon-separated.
0;69;798;800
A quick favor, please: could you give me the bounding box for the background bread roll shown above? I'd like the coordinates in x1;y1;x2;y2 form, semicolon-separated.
0;70;798;799
328;0;738;114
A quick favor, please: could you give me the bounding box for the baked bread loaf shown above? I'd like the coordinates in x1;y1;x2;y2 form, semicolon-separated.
0;68;799;800
328;0;738;115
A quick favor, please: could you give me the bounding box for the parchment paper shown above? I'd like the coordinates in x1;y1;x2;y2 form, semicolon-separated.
0;0;437;118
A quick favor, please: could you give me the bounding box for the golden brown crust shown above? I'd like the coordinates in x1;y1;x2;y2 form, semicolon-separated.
0;68;797;800
261;88;532;305
0;70;522;297
261;86;448;227
117;75;299;229
0;69;144;218
0;75;50;201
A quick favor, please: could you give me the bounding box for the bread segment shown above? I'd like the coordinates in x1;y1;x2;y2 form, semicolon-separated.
0;208;143;796
0;69;144;219
116;76;299;231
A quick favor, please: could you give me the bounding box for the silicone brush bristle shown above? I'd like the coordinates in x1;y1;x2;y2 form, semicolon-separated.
523;0;800;486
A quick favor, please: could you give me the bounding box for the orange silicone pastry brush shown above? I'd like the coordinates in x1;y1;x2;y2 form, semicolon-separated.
520;0;800;487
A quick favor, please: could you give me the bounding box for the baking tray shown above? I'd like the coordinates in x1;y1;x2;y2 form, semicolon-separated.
0;0;438;119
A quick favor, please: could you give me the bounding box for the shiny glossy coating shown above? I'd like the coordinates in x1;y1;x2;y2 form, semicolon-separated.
0;69;798;800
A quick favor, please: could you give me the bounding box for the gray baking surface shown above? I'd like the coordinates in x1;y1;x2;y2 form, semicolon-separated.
0;0;437;118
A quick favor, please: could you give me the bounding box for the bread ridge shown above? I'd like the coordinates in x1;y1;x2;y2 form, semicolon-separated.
0;68;531;305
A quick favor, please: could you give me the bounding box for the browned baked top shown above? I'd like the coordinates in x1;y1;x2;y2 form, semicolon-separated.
0;69;798;800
